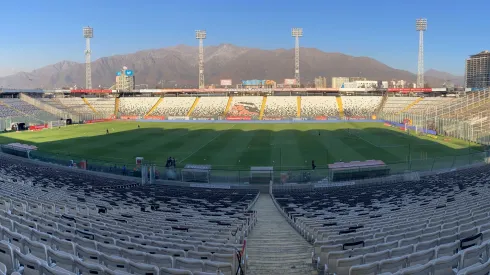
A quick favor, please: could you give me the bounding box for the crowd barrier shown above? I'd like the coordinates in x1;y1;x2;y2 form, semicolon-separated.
19;148;487;186
28;124;48;131
85;118;114;124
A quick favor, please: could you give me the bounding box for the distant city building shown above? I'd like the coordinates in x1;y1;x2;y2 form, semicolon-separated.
465;50;490;88
115;66;135;92
341;80;388;89
349;77;367;82
314;77;327;88
390;80;408;88
241;80;276;88
331;77;350;88
396;80;407;88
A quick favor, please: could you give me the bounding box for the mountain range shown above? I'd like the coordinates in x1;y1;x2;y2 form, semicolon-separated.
0;44;463;89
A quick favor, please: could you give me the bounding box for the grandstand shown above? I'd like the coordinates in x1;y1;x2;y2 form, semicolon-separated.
263;96;297;119
189;97;227;118
86;98;116;117
342;96;382;117
152;97;196;117
1;90;490;274
227;97;262;118
0;154;257;275
119;97;159;117
300;96;339;118
58;98;95;115
274;164;490;274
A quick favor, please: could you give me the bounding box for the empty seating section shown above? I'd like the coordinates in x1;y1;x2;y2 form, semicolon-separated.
273;164;490;274
381;97;418;114
263;96;297;118
152;97;196;117
406;97;454;114
40;98;73;113
227;97;262;117
57;98;94;114
0;100;24;118
0;99;58;121
342;96;382;117
119;97;159;116
0;154;258;275
190;97;228;117
301;96;339;118
87;98;116;117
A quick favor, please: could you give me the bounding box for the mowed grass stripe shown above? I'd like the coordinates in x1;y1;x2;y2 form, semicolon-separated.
235;126;274;166
180;124;238;165
209;127;257;168
0;121;484;170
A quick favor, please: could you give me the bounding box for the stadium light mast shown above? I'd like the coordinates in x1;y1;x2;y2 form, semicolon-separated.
416;19;427;89
291;28;303;87
195;30;207;89
83;26;93;89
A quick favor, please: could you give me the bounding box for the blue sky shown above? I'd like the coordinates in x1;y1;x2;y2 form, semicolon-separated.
0;0;488;76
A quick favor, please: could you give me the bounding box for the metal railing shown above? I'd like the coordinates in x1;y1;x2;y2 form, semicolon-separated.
22;149;487;185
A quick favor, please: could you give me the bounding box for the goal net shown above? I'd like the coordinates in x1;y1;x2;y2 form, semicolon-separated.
48;120;67;128
250;166;273;184
181;164;211;183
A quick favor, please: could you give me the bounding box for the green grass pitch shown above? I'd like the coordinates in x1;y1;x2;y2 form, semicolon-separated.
0;121;484;172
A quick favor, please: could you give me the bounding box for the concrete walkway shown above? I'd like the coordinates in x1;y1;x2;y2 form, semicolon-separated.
246;194;317;275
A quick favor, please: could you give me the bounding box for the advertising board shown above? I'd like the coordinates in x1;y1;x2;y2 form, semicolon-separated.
226;117;252;121
71;89;113;94
387;88;432;93
29;124;48;131
191;118;215;121
284;79;297;85
168;116;189;121
141;89;163;93
144;116;166;120
120;116;139;120
85;119;113;124
220;79;232;86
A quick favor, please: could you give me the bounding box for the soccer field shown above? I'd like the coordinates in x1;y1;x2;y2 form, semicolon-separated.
0;121;484;172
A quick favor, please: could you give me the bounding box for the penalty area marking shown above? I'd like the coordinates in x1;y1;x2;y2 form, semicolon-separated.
178;124;236;164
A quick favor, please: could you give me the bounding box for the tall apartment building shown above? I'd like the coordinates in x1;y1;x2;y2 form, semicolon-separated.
116;67;135;91
331;77;350;88
465;50;490;88
314;76;327;88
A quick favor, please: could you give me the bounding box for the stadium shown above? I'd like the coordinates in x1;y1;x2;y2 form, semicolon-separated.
1;21;490;275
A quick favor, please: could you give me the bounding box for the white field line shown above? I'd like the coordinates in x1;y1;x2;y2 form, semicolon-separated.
178;124;236;163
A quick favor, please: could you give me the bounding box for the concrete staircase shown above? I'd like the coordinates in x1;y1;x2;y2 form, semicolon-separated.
398;97;423;114
145;97;164;117
247;194;317;275
336;96;344;118
82;98;98;114
223;96;233;116
259;96;267;120
114;97;120;117
376;93;388;115
297;96;301;118
187;97;200;117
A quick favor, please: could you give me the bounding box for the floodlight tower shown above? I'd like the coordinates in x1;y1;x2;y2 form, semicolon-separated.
195;30;207;89
416;19;427;89
83;26;93;89
291;28;303;87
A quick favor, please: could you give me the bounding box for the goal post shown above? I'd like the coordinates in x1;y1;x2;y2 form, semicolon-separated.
181;164;211;183
250;166;273;184
48;120;67;129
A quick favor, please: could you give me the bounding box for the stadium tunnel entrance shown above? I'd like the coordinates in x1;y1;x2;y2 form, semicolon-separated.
10;122;27;131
